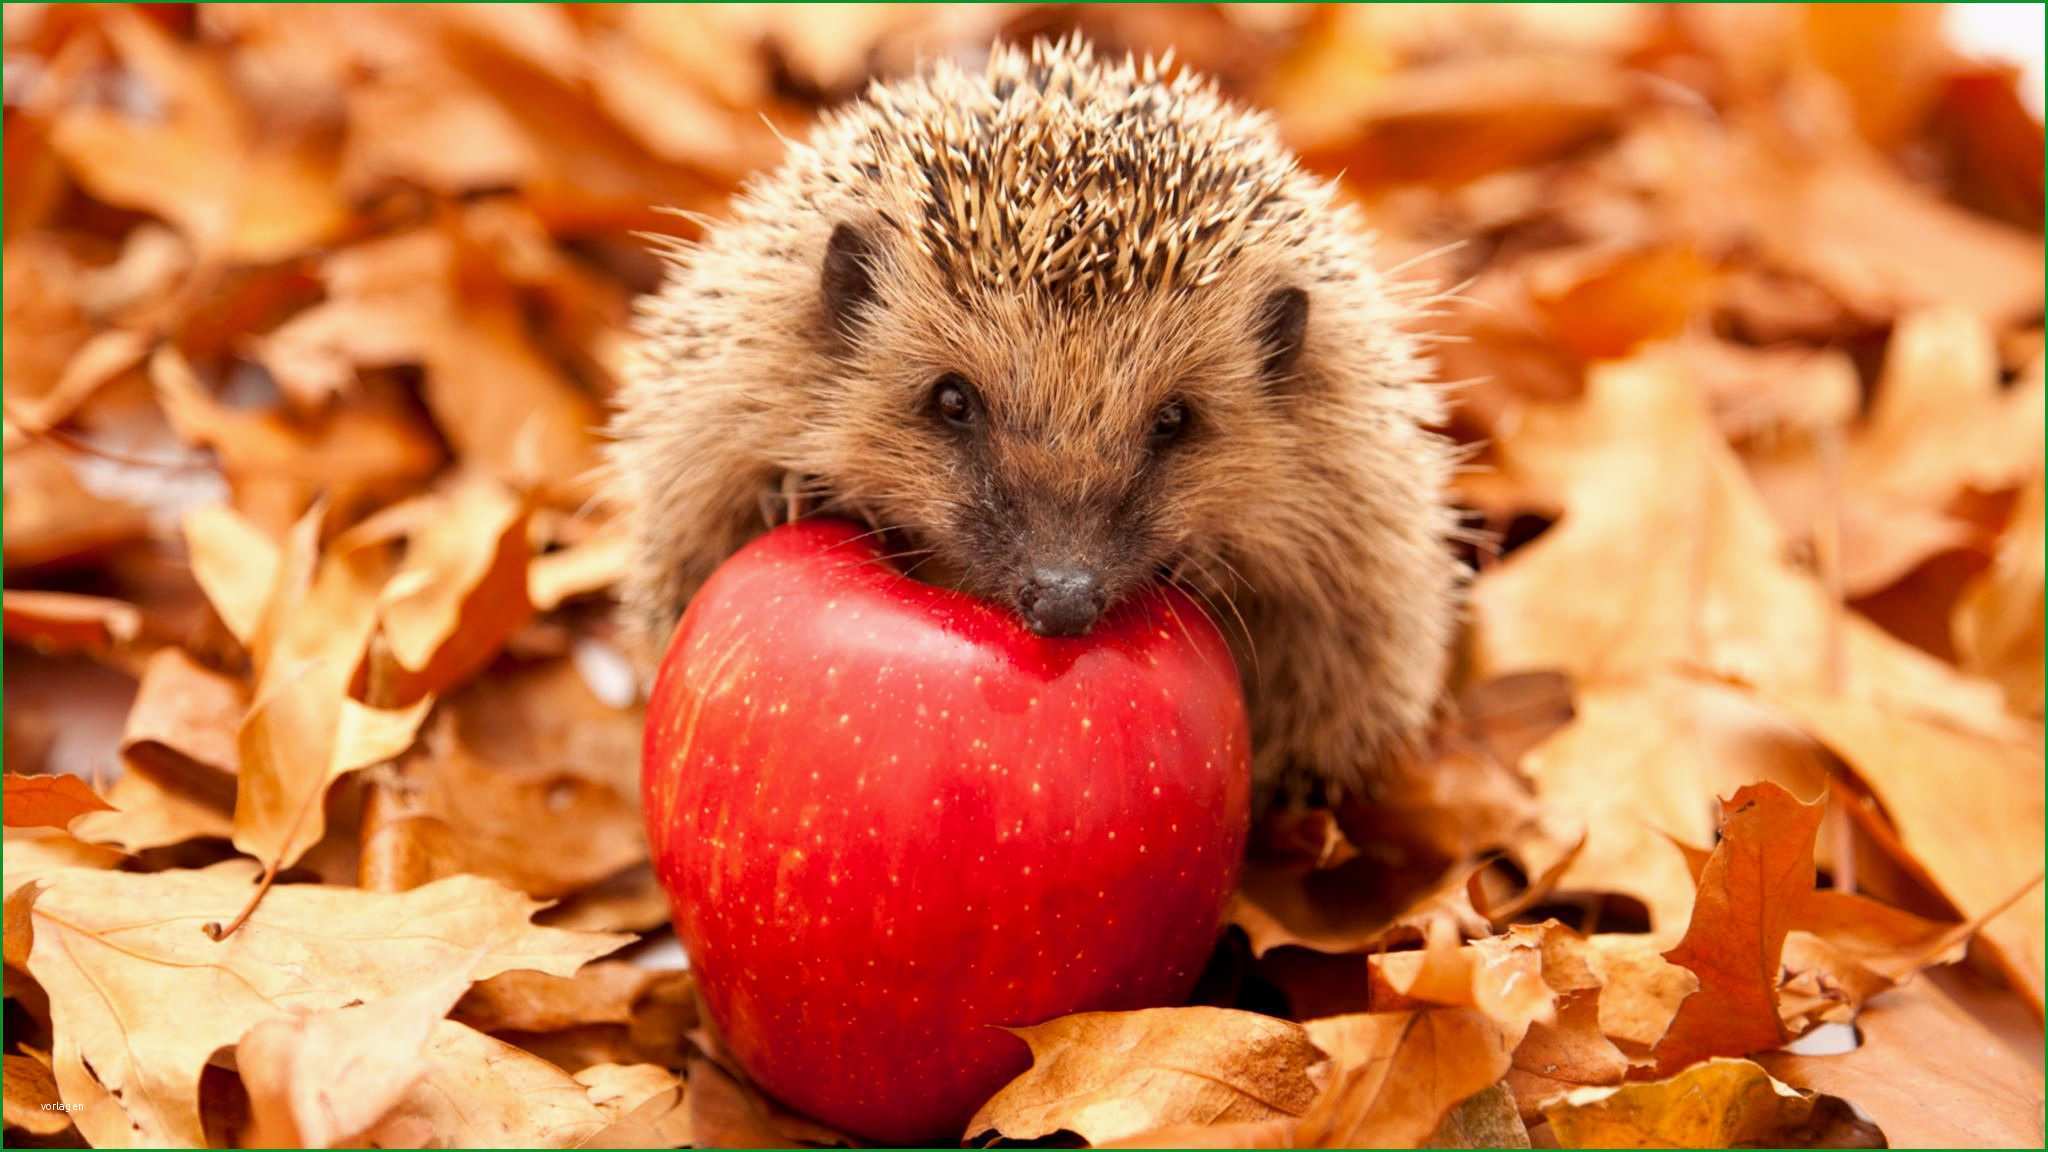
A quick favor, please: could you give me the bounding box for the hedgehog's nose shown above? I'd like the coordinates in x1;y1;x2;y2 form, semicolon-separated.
1019;567;1104;637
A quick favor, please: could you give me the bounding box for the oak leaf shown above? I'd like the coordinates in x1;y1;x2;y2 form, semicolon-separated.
966;1007;1328;1146
1;771;113;831
1543;1057;1883;1148
25;867;627;1147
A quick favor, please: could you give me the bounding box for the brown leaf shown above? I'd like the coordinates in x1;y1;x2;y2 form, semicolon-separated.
237;954;486;1148
1580;935;1696;1055
1848;309;2044;509
2;1052;71;1137
1305;54;1630;186
182;505;281;649
1;771;114;830
1425;1080;1529;1149
967;1008;1328;1146
1543;1057;1883;1148
1;589;142;655
25;867;627;1146
153;346;443;534
1297;1010;1517;1148
685;1055;852;1150
70;764;234;853
454;961;680;1035
231;503;430;872
530;524;631;611
1760;977;2045;1148
1954;473;2046;715
356;1021;614;1148
1519;674;1831;939
357;713;643;898
48;9;347;263
1;440;149;570
116;646;243;806
574;1062;693;1149
1650;784;1822;1072
1471;355;2020;740
1764;691;2047;1008
1503;991;1629;1118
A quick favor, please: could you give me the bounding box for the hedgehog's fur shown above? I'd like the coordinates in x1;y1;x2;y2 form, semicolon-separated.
609;38;1460;797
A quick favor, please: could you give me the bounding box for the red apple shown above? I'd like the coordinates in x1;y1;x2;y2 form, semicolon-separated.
643;518;1250;1144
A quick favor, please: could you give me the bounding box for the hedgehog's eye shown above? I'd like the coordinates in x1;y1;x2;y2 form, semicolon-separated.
929;374;980;430
1148;398;1189;445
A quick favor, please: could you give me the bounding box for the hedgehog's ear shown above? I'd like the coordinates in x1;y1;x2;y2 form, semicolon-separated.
821;224;879;341
1256;287;1309;383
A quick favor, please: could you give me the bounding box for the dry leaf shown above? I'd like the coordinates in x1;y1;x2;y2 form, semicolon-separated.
1543;1057;1883;1148
1296;1010;1517;1148
1471;354;2019;740
115;646;243;805
1760;977;2045;1148
1954;473;2046;715
2;771;114;830
237;955;487;1148
684;1055;850;1150
1763;691;2047;1007
357;713;643;898
967;1008;1327;1146
357;1021;614;1148
70;764;234;852
1518;674;1830;939
1;589;142;654
2;1052;71;1137
1;440;149;570
26;867;626;1147
1649;784;1824;1072
1425;1080;1529;1149
574;1062;693;1149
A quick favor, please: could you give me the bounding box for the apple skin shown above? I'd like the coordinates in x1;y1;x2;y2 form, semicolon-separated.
644;518;1251;1144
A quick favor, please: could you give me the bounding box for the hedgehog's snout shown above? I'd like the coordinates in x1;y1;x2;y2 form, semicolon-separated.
1017;566;1105;637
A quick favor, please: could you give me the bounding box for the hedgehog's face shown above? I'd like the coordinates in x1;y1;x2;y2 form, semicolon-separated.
808;225;1311;638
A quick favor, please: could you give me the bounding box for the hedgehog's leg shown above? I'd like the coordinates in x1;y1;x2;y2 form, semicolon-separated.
609;393;780;668
1237;503;1460;805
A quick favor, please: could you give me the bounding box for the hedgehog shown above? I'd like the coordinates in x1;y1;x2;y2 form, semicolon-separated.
608;37;1460;799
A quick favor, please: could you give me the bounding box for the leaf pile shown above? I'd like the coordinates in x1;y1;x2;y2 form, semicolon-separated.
3;5;2042;1149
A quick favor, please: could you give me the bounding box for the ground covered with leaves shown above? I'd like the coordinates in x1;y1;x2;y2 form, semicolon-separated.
2;4;2043;1149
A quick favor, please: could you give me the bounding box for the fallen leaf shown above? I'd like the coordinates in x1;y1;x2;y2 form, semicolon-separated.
357;713;643;898
1518;674;1831;939
454;961;677;1035
369;471;536;704
1425;1080;1529;1149
1580;935;1697;1055
1;440;149;570
1;589;143;657
1297;1010;1517;1148
69;764;234;853
2;1052;70;1136
237;953;487;1148
574;1062;693;1148
1848;308;2044;509
1650;784;1821;1072
48;9;347;263
685;1054;853;1149
230;503;429;874
2;771;114;830
1954;473;2045;715
530;525;631;611
26;867;626;1146
967;1008;1328;1146
357;1020;615;1148
1471;354;2019;741
181;505;281;649
1543;1057;1883;1148
1764;691;2047;1007
1760;977;2045;1148
115;646;243;807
